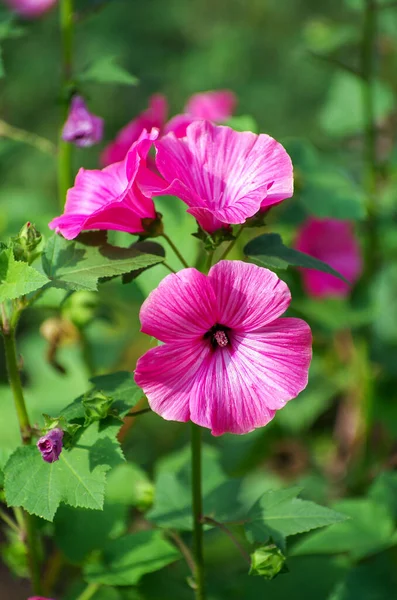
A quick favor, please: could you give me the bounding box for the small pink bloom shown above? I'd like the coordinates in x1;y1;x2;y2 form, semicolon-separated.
185;89;237;122
154;121;293;233
135;260;312;436
37;428;63;463
49;129;164;240
62;96;103;148
100;94;167;167
164;89;237;139
295;217;362;298
3;0;56;18
28;597;55;600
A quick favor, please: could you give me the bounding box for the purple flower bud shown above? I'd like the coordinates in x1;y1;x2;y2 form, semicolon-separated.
62;96;104;148
37;428;63;463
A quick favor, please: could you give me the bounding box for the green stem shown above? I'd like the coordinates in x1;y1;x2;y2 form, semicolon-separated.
0;120;56;155
2;326;42;595
202;516;250;564
218;224;245;262
205;250;214;273
362;0;378;277
76;582;100;600
0;507;20;534
161;233;190;269
191;423;205;599
58;0;74;209
124;407;152;417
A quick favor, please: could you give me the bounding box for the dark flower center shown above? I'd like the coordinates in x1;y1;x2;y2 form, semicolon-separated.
204;324;231;349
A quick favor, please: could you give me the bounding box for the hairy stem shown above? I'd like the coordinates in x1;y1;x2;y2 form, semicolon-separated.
161;233;190;269
58;0;74;208
191;423;206;599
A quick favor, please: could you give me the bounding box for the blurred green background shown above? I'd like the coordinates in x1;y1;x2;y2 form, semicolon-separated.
2;0;397;598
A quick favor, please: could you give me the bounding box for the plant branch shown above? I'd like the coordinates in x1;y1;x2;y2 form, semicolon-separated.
191;423;206;599
124;407;152;417
75;582;100;600
0;507;21;534
308;51;363;78
202;516;251;564
161;233;190;269
167;530;195;576
0;120;56;154
218;224;245;261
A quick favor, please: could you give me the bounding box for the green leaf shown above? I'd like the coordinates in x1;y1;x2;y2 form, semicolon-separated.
244;233;349;282
42;235;164;291
61;371;143;422
148;446;243;530
369;472;397;520
4;419;124;521
329;553;397;600
84;530;179;586
291;499;396;560
79;56;138;86
319;72;394;137
0;247;49;301
372;263;397;344
106;462;154;511
245;488;347;550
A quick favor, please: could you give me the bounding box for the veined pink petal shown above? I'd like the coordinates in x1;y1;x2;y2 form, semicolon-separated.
295;217;362;298
101;94;167;167
139;269;218;343
49;130;158;240
185;90;237;122
135;341;210;423
155;121;293;232
208;261;291;331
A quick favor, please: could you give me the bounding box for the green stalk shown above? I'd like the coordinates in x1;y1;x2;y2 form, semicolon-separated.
76;582;100;600
161;233;190;269
58;0;74;209
218;224;245;261
2;326;42;595
362;0;378;276
191;423;206;599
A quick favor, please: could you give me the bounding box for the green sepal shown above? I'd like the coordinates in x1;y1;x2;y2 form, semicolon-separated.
82;390;114;426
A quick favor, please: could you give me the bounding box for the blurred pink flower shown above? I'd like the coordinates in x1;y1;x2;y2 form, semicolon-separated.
154;120;293;233
62;96;103;148
3;0;56;18
50;129;164;239
28;597;54;600
100;94;167;167
37;428;63;463
295;217;362;298
164;89;237;138
135;260;312;436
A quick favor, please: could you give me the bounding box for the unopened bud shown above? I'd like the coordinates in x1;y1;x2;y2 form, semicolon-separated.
249;544;287;580
12;222;42;263
37;428;63;463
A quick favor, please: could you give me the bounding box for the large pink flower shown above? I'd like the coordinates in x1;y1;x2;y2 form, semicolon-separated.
154;121;293;233
49;130;164;240
295;217;362;298
164;89;237;138
135;261;312;436
100;95;167;167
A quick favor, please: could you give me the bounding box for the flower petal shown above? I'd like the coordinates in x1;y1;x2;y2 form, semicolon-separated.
190;318;312;435
139;268;219;343
185;90;237;121
155;121;292;232
135;341;210;422
208;260;291;331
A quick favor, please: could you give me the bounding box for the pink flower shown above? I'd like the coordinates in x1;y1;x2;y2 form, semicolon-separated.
164;89;237;138
100;94;167;167
3;0;56;18
135;261;312;436
62;96;103;148
295;217;362;298
49;129;163;240
37;429;63;463
28;597;54;600
154;121;293;233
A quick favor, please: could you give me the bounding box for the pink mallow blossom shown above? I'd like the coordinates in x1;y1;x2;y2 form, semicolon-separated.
135;260;312;436
49;129;164;240
37;429;63;463
295;217;362;298
3;0;57;18
100;94;167;167
62;96;103;148
164;89;237;138
154;120;293;233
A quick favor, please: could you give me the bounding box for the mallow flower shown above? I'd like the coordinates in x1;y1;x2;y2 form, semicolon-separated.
295;217;362;298
62;96;103;148
135;260;312;436
100;94;167;167
164;89;236;138
49;129;163;240
3;0;57;18
37;428;63;463
154;120;293;233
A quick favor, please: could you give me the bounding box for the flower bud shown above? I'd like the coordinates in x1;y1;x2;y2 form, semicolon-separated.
62;96;103;148
37;428;63;463
82;390;113;425
249;544;287;580
12;222;42;264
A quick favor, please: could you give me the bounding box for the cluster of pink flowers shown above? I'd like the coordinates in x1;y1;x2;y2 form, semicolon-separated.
46;89;363;439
